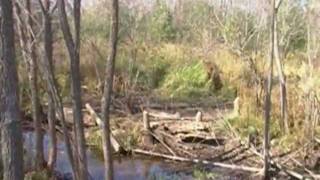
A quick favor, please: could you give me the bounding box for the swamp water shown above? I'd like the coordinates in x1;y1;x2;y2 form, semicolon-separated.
23;132;245;180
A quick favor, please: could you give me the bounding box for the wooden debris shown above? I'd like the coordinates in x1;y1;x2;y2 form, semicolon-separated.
233;97;240;116
148;110;181;120
250;146;305;180
85;103;122;153
85;104;103;127
132;149;261;172
149;131;176;156
195;111;202;122
163;121;209;134
142;111;153;145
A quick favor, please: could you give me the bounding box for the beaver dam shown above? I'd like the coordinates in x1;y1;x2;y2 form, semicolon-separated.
22;96;320;180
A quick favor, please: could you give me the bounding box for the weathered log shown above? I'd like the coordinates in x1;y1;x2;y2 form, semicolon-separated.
149;130;176;156
195;111;202;122
140;101;234;110
233;97;240;116
142;111;153;145
85;104;103;127
132;149;261;172
85;103;122;153
148;110;181;120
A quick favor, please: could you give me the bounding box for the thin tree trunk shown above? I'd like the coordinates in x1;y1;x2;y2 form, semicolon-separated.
25;0;45;170
263;0;275;178
0;14;3;178
58;0;88;179
38;0;57;170
38;36;77;178
39;50;76;178
0;0;24;179
273;15;289;134
36;1;76;176
101;0;119;179
14;0;45;170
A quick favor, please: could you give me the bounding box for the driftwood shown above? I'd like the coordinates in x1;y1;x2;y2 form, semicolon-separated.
85;103;122;153
132;149;261;172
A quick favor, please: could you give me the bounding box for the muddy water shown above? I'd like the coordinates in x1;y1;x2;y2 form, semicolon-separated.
23;132;245;180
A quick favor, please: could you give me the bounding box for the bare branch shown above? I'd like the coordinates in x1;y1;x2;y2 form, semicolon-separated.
37;0;46;14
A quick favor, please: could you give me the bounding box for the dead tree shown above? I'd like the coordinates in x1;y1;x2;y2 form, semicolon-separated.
26;0;45;170
0;0;24;179
37;38;78;179
0;13;3;177
273;0;289;134
58;0;88;179
101;0;119;179
38;0;57;170
25;1;78;177
15;0;45;170
263;0;276;178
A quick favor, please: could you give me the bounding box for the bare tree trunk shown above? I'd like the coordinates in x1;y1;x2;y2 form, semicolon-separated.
14;0;45;170
38;0;57;170
38;46;77;179
0;14;3;178
35;1;77;177
58;0;88;179
101;0;119;179
0;0;24;179
273;13;289;134
263;0;275;178
25;0;45;170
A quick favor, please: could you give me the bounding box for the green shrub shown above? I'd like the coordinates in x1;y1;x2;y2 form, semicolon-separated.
160;62;212;99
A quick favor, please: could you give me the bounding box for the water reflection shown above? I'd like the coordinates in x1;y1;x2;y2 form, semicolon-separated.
23;131;192;180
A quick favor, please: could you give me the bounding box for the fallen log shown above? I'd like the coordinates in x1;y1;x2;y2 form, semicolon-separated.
142;111;153;145
140;101;233;110
149;130;176;156
85;103;123;153
132;149;261;172
148;110;181;120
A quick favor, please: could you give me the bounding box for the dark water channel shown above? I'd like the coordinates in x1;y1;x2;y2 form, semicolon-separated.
23;132;245;180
